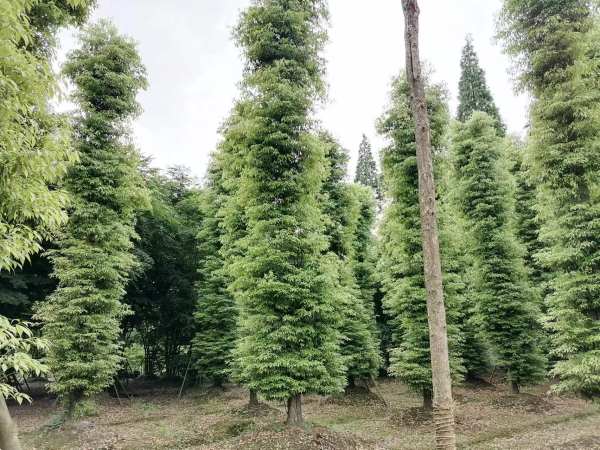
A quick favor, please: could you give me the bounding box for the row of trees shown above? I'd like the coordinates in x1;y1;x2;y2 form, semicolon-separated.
1;0;598;448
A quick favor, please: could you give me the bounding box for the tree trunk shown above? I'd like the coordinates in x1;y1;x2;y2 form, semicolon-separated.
286;394;303;427
423;388;433;411
0;396;22;450
401;1;456;449
511;380;520;394
249;390;259;407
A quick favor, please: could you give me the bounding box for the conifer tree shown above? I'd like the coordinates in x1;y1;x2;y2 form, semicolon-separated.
229;0;345;425
38;21;149;415
215;101;257;404
451;112;546;392
507;142;545;289
437;158;492;380
377;74;463;408
192;158;237;386
457;36;506;135
320;134;381;389
354;134;382;205
499;0;600;398
350;185;379;322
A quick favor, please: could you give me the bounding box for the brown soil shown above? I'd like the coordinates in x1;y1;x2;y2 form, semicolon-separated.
10;379;600;450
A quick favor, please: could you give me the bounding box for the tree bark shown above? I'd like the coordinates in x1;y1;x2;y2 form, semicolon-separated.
0;396;22;450
423;388;433;411
401;1;456;449
249;390;259;407
286;394;303;427
511;381;520;394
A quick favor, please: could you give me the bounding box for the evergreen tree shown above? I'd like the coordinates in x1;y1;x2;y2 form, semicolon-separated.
350;185;380;322
229;0;345;425
354;134;382;205
437;157;492;380
377;74;463;408
499;0;600;398
507;142;545;289
320;134;381;388
451;112;546;392
192;158;237;386
457;35;506;135
215;101;253;402
38;21;149;415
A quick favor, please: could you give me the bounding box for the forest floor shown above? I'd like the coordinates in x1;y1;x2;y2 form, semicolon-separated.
11;378;600;450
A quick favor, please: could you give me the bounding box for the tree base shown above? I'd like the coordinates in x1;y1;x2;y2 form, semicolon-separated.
433;404;457;450
511;381;520;394
286;394;303;426
423;389;433;411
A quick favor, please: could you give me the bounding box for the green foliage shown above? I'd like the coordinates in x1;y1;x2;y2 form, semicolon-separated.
0;317;47;404
457;35;506;134
229;0;345;402
497;0;592;94
37;21;149;411
451;112;546;388
437;156;492;380
212;102;252;388
354;135;382;205
28;0;96;55
499;0;599;398
192;159;237;386
377;74;464;397
507;141;545;289
125;165;202;379
320;134;381;384
0;0;94;411
350;185;379;317
0;0;77;273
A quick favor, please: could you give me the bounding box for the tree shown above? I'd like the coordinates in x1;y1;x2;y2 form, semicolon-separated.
507;141;545;289
499;0;600;398
125;165;202;379
377;73;463;409
0;0;94;446
437;149;491;381
192;159;237;387
320;134;381;389
350;184;384;363
354;134;382;205
457;36;506;134
37;21;149;416
401;1;456;447
214;101;255;403
451;112;546;392
229;0;345;426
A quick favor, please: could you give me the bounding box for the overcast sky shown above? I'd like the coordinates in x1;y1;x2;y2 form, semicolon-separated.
57;0;529;182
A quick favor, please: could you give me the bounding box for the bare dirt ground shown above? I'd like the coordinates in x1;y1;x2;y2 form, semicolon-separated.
11;379;600;450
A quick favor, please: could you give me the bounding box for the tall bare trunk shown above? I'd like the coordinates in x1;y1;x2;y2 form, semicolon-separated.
401;1;456;449
0;396;22;450
286;394;303;427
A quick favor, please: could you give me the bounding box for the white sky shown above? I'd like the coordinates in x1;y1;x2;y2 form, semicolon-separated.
57;0;529;182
